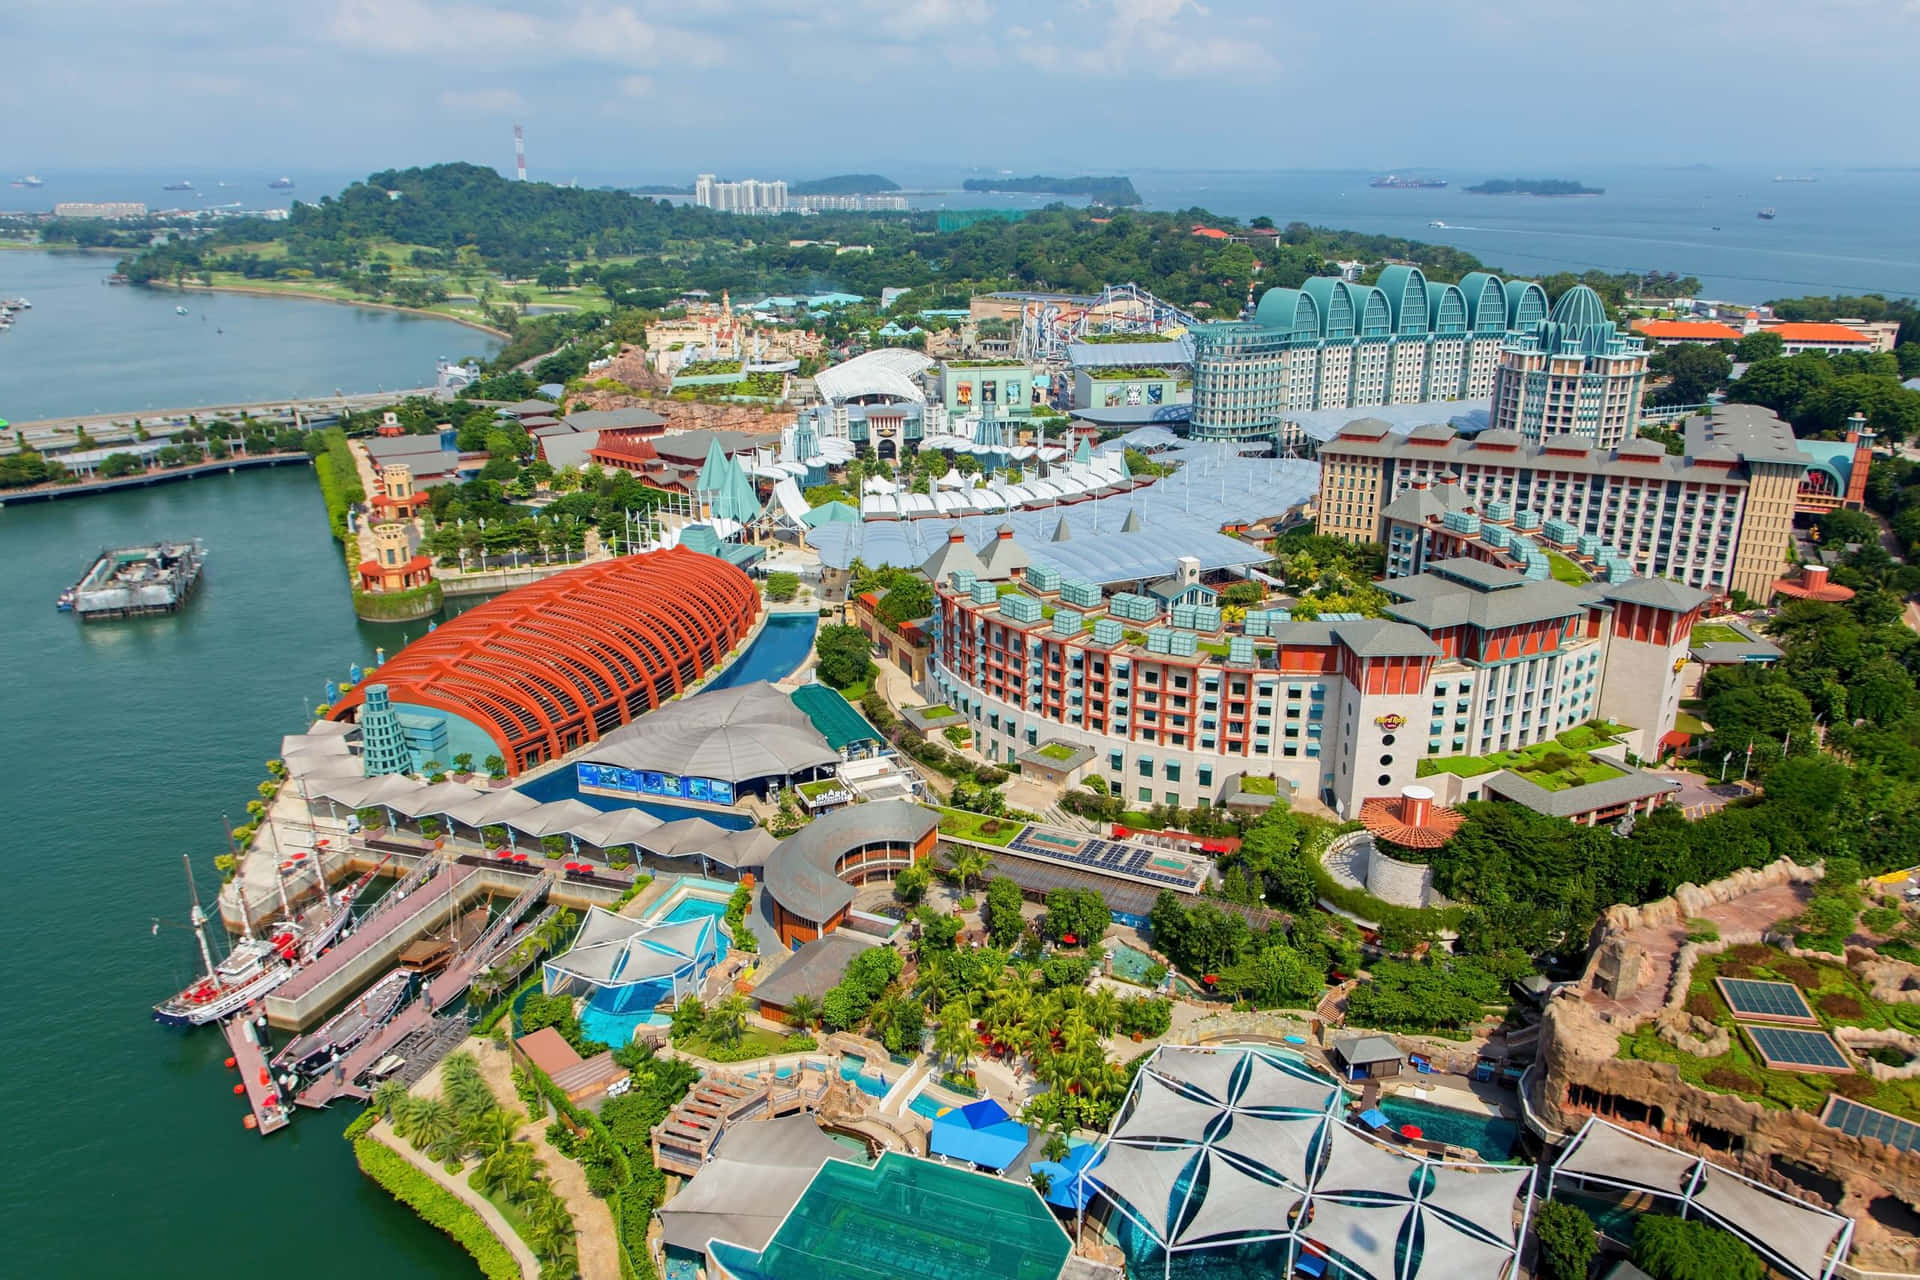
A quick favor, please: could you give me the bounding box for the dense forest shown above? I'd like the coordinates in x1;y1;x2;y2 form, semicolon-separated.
790;174;899;194
118;163;1695;329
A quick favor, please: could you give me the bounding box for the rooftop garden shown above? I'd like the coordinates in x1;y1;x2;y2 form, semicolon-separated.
1036;743;1078;763
1237;776;1279;796
797;778;849;800
934;806;1022;846
1690;622;1750;646
947;359;1028;368
1078;331;1173;344
1417;723;1629;791
1619;943;1920;1120
916;704;958;720
1546;551;1592;586
678;359;742;376
1087;366;1173;380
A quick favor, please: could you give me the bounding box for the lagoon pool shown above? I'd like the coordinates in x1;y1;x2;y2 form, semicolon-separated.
703;612;817;691
1110;942;1160;987
839;1055;890;1098
1376;1094;1520;1163
908;1093;951;1119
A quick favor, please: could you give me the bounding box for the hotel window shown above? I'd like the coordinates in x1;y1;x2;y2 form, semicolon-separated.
1138;757;1154;777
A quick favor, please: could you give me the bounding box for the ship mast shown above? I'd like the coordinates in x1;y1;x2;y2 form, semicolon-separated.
182;854;218;983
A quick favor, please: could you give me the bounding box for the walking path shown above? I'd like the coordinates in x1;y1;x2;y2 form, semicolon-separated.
370;1118;540;1279
470;1040;622;1280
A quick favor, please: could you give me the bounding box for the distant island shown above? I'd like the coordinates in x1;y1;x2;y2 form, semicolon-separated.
629;183;694;195
962;175;1141;206
790;174;899;196
1466;178;1604;196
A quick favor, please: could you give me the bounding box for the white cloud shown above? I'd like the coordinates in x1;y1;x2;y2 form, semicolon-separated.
322;0;727;69
1014;0;1265;78
438;87;525;114
616;74;655;98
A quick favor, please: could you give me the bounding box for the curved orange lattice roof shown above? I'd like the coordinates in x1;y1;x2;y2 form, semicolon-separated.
330;546;759;773
1359;795;1465;849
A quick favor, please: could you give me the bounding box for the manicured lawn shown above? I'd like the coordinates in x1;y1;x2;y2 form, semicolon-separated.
917;704;958;720
1037;743;1076;762
1238;776;1278;796
935;807;1021;846
1690;623;1748;646
1197;641;1231;657
1546;552;1592;585
798;778;846;799
675;1025;791;1059
1674;711;1709;736
1417;725;1628;790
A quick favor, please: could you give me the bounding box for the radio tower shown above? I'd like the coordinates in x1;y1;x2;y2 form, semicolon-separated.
513;124;526;182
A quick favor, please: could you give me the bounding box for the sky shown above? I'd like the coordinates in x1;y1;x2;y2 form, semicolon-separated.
10;0;1920;177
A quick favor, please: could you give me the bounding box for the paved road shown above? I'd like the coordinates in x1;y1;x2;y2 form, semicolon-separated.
8;387;445;436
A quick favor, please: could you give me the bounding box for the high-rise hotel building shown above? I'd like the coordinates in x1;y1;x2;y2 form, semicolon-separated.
1187;269;1549;443
1314;404;1835;601
1488;285;1649;449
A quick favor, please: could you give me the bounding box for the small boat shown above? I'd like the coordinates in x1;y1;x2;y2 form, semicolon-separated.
175;305;190;315
272;968;415;1079
1427;220;1448;229
268;177;295;191
1757;208;1776;221
55;588;76;611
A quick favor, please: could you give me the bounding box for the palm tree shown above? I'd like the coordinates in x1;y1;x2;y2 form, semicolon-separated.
706;995;750;1051
447;1072;498;1122
1086;988;1122;1039
370;1079;407;1121
398;1096;456;1155
670;996;707;1041
786;993;822;1032
473;1139;535;1197
945;847;991;897
933;1000;976;1074
461;1105;519;1161
525;1196;577;1265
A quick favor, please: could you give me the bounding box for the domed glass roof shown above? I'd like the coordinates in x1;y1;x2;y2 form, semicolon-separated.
1549;284;1609;335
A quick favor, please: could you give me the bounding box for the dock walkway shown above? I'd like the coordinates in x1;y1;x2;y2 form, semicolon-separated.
266;864;479;1028
223;1015;292;1136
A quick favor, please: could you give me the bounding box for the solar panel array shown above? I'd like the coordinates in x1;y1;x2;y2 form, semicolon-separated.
1823;1096;1920;1153
1744;1025;1852;1072
1007;827;1200;888
1716;977;1816;1024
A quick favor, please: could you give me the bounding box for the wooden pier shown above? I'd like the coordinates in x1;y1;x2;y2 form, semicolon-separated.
222;1014;292;1136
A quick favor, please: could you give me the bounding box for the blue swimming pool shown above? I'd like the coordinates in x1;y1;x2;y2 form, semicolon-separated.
575;893;731;1048
839;1054;890;1098
1375;1094;1520;1162
702;612;817;691
908;1093;950;1119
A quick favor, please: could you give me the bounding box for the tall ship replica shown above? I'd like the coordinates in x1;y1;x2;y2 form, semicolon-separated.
152;854;380;1028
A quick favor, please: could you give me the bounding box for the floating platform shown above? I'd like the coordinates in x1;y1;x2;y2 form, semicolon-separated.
222;1014;292;1136
67;539;205;619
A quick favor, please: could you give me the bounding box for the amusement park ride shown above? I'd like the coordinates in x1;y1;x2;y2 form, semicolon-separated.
1015;283;1200;364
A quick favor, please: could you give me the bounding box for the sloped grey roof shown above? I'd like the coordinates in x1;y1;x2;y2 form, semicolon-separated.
751;931;872;1007
1601;576;1713;613
765;799;937;923
1330;619;1443;659
659;1114;847;1255
582;681;838;784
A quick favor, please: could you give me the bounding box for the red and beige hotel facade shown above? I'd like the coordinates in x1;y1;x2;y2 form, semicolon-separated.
927;558;1707;819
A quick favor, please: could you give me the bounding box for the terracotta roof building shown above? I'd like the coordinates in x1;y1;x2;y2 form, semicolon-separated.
1631;319;1743;345
328;547;759;775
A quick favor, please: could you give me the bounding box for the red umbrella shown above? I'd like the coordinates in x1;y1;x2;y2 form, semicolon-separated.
1202;974;1218;985
495;851;511;860
513;852;528;863
1400;1124;1423;1140
1062;933;1077;945
291;852;307;862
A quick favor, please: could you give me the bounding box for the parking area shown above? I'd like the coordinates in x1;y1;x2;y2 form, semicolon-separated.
1655;770;1755;820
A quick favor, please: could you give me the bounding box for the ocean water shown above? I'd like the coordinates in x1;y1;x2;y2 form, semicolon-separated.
0;467;472;1278
0;250;499;422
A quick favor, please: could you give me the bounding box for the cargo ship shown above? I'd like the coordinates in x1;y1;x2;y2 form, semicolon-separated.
268;176;295;190
163;180;194;191
11;174;44;189
1370;174;1447;189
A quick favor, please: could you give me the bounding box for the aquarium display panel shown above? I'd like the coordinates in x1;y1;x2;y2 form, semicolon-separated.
577;762;736;805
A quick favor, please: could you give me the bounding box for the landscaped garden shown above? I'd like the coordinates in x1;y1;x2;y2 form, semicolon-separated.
1546;552;1592;585
935;806;1022;845
1036;743;1077;763
1689;622;1750;646
1237;776;1278;796
1618;943;1920;1120
1417;723;1630;791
